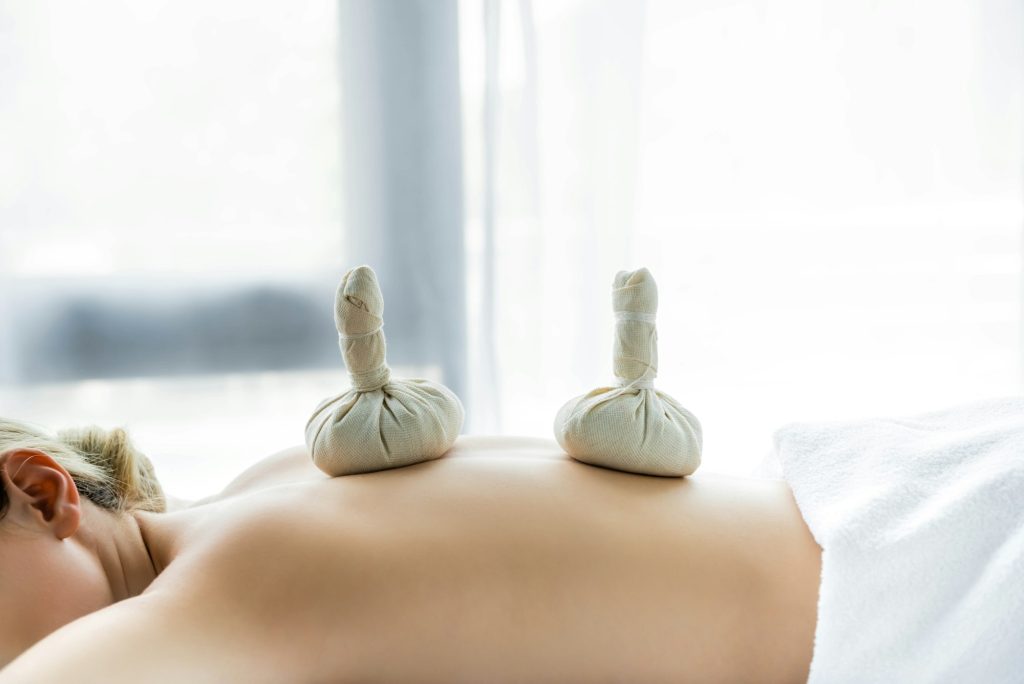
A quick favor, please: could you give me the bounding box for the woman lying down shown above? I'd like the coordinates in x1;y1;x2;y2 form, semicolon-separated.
0;424;819;683
2;266;1022;683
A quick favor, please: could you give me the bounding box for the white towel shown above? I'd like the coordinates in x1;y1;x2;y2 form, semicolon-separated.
772;396;1024;683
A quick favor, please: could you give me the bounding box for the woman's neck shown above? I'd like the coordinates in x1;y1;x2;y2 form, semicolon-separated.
130;500;222;592
78;503;159;602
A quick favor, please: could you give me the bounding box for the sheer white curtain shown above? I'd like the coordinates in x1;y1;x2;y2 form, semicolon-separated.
460;0;1024;473
1;1;1021;494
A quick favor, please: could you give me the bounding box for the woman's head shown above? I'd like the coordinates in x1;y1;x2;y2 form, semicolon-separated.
0;419;166;665
0;419;166;518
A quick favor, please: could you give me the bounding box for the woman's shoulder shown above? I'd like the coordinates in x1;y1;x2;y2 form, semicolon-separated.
0;590;294;683
194;435;566;506
195;445;330;505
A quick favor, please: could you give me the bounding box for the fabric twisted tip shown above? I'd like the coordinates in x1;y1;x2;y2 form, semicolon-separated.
553;267;703;477
305;265;464;476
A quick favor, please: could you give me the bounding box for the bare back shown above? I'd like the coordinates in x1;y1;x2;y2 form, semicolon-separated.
1;437;821;683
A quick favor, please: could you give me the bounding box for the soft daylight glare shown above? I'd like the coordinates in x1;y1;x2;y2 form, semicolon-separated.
459;0;1024;471
0;0;1021;492
0;1;348;499
0;1;343;278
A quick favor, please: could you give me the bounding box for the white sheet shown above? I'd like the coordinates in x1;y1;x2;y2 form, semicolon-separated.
771;396;1024;683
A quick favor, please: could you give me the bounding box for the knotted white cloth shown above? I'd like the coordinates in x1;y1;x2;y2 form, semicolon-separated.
553;267;702;477
305;265;464;475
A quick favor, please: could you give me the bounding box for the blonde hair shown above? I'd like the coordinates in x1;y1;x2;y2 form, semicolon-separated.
0;418;166;518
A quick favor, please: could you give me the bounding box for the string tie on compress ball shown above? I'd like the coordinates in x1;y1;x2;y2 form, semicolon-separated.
614;311;657;324
617;376;655;390
338;322;390;390
348;364;391;392
614;310;657;390
337;322;384;341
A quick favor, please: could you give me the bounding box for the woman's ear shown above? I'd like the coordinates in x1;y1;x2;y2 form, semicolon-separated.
0;448;82;540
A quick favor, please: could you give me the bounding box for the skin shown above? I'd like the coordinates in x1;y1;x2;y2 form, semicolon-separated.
0;436;822;683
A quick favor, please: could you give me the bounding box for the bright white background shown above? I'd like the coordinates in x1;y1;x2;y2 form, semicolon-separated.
1;0;1022;499
0;2;348;498
460;0;1024;469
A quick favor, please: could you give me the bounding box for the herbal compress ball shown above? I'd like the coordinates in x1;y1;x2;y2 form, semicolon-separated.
305;265;464;476
553;267;702;477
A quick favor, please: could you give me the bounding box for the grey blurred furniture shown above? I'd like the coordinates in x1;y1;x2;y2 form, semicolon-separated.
0;0;468;417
